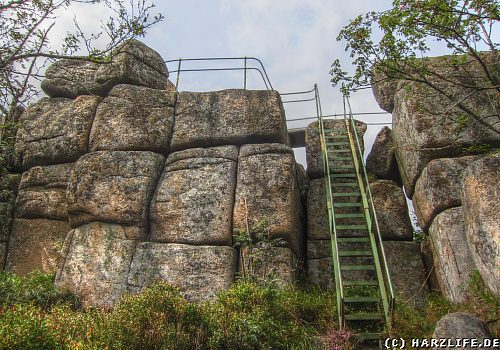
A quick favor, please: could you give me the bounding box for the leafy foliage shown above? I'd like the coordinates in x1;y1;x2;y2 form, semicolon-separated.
331;0;499;134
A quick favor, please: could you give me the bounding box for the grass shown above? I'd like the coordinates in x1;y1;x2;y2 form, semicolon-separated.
0;270;497;349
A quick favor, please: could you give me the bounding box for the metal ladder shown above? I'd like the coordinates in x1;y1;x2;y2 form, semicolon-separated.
315;86;395;344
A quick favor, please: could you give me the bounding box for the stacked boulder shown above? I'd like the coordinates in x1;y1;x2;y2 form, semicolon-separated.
372;53;500;301
4;40;305;307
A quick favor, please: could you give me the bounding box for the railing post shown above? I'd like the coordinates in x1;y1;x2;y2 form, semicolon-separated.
244;56;247;90
175;58;182;90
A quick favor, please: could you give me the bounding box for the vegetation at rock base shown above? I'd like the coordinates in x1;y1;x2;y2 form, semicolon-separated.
331;0;499;135
0;270;498;349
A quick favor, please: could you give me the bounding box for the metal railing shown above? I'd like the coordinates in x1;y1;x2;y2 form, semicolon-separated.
165;57;273;91
343;91;395;328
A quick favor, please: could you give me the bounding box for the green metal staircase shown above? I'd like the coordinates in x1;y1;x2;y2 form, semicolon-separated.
314;86;395;345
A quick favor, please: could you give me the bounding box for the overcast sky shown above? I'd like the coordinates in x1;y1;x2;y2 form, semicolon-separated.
56;0;398;165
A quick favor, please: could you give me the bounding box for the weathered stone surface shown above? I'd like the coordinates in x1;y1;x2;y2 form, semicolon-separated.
305;119;367;179
6;219;70;276
171;90;287;151
307;239;332;260
366;126;401;183
0;173;21;202
41;40;169;98
240;246;299;286
150;146;238;245
233;144;303;256
89;85;176;154
14;96;101;170
461;154;500;295
420;239;441;292
370;180;413;241
308;258;333;289
413;156;478;232
384;241;429;307
391;54;500;197
428;208;476;303
0;242;6;270
15;163;73;220
371;66;399;113
433;313;493;350
295;162;309;203
56;222;137;308
0;202;13;242
128;242;237;302
67;151;164;239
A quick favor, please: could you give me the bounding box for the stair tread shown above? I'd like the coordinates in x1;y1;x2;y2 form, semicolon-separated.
335;213;365;219
344;296;380;303
345;313;384;321
336;225;367;230
339;250;372;256
331;182;358;187
333;202;363;207
341;265;375;271
326;142;350;146
328;149;352;153
330;173;357;177
331;192;360;196
343;280;379;286
337;237;370;243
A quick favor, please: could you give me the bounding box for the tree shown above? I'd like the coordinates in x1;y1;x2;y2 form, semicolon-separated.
0;0;163;170
330;0;499;135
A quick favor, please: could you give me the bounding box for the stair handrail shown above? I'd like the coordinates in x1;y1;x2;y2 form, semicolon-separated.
165;57;273;91
342;91;395;328
315;84;345;328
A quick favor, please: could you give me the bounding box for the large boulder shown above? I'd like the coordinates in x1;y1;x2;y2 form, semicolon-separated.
370;180;413;241
384;241;429;307
428;208;477;303
14;163;73;221
89;84;176;154
150;146;238;246
305;119;366;179
307;239;334;289
391;54;500;198
55;222;138;308
0;202;14;242
413;156;478;232
366;126;401;183
6;218;70;275
239;246;299;286
14;96;101;170
0;173;21;202
41;40;170;98
432;313;493;350
371;65;399;113
461;154;500;295
127;242;237;302
67;151;165;239
171;90;287;151
233;144;303;256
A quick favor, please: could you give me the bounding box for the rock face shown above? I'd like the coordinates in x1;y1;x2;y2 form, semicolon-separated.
240;246;299;286
56;222;137;308
413;156;478;232
89;85;176;154
428;208;476;303
305;119;367;179
371;66;399;113
128;242;237;301
14;96;101;170
15;163;73;220
0;174;21;270
370;180;413;241
384;241;429;307
150;146;238;246
171;90;287;151
67;151;165;239
433;313;493;350
233;144;303;256
41;40;170;98
306;179;329;241
461;154;500;295
391;56;500;198
7;219;70;275
366;126;401;183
